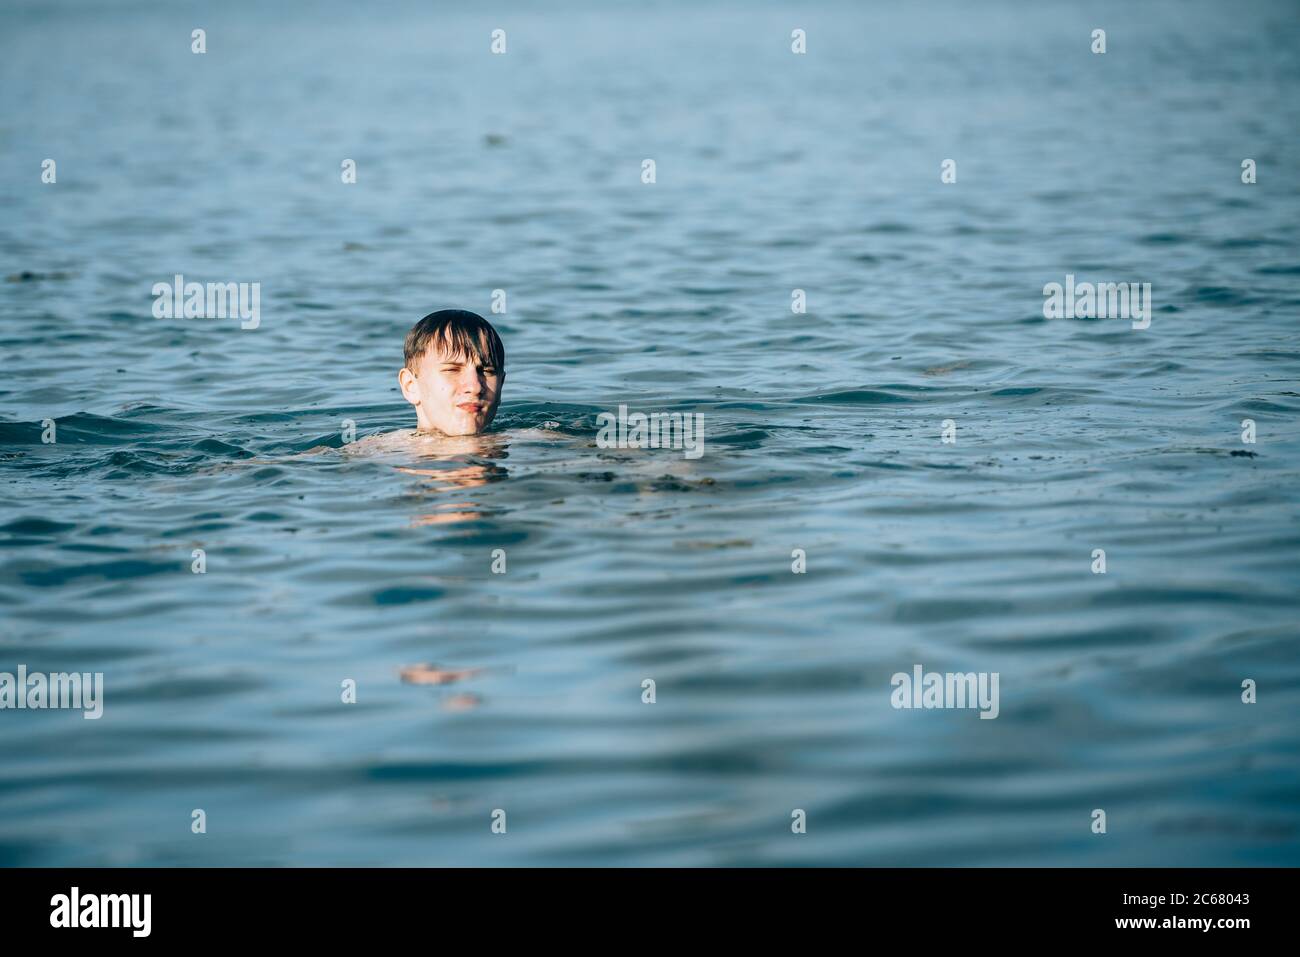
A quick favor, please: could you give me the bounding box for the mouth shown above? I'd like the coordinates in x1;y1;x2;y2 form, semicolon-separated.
456;402;484;414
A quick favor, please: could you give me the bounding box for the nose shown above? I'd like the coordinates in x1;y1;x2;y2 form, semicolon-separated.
458;367;482;396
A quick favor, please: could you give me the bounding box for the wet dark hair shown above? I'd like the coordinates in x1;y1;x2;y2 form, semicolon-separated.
403;309;505;375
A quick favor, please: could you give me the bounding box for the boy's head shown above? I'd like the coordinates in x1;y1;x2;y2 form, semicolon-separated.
398;310;505;435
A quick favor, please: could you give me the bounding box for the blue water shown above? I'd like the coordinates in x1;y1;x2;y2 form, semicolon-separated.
2;0;1299;866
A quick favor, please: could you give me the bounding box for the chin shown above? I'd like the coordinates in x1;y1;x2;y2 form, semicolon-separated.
426;406;496;437
445;418;490;437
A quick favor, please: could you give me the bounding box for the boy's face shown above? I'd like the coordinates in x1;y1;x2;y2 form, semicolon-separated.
398;345;503;436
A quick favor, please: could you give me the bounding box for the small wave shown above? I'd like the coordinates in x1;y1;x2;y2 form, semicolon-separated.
793;389;914;405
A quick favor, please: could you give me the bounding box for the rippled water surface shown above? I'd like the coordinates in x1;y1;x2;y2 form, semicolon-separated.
2;0;1299;865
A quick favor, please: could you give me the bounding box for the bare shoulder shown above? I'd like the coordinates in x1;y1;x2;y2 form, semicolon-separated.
342;430;423;456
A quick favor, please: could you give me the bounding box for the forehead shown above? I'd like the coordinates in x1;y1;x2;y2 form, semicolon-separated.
421;336;493;367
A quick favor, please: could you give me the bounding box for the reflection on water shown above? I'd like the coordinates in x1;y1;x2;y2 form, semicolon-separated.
353;429;516;524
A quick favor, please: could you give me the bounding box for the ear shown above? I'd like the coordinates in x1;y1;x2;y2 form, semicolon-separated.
398;367;420;404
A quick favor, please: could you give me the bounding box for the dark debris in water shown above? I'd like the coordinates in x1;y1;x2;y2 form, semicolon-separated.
649;475;693;492
6;270;75;282
1176;447;1260;458
645;475;716;492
